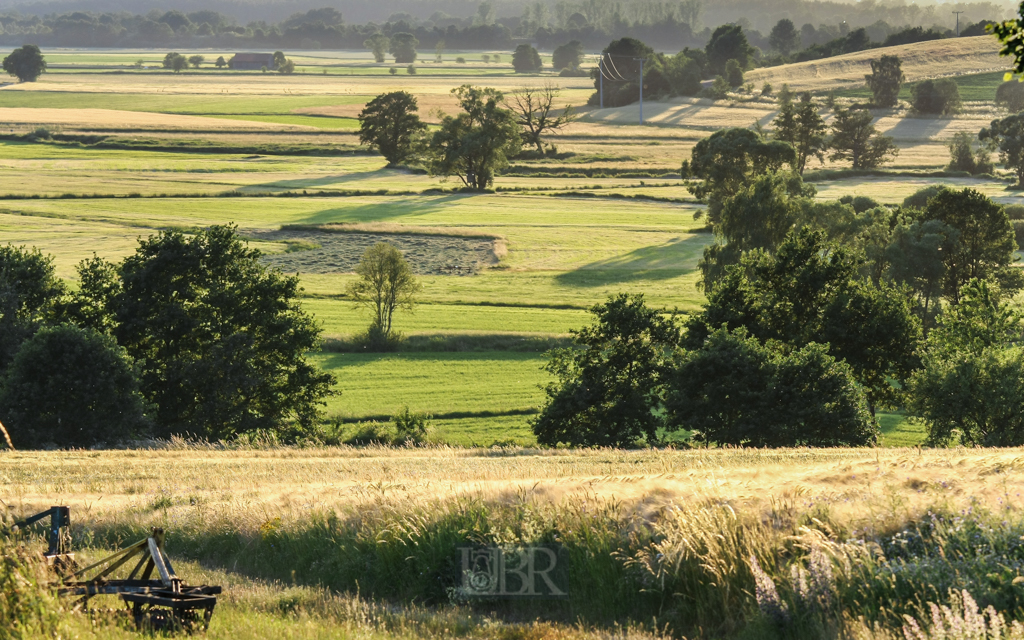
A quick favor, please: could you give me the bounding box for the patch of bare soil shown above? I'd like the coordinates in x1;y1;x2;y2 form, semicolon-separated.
249;228;498;275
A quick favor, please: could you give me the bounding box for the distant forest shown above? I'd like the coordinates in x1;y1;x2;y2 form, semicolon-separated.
0;0;1012;52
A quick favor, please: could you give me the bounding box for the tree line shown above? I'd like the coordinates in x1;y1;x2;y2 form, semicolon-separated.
534;179;1023;448
0;3;997;63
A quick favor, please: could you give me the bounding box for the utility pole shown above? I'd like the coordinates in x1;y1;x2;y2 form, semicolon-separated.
638;57;644;125
599;54;603;109
953;10;965;36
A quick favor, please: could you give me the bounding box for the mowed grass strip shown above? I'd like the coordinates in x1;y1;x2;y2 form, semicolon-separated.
304;298;589;335
315;352;548;419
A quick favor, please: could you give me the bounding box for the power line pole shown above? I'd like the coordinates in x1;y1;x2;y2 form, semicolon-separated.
599;54;603;109
953;10;965;36
638;57;644;125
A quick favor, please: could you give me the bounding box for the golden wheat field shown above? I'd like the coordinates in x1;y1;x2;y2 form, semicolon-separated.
3;446;1020;533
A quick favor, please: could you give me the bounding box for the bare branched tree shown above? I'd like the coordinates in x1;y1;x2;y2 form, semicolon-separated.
505;84;578;154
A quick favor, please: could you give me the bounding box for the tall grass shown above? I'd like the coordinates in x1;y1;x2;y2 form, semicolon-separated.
69;488;1024;639
0;538;63;640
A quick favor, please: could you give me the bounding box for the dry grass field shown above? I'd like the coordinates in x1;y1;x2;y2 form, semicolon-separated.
746;35;1005;93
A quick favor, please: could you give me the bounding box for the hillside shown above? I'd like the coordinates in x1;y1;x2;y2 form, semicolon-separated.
746;34;1006;93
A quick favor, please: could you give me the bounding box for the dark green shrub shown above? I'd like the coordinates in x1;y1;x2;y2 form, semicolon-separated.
0;324;148;448
665;327;876;447
1005;204;1024;220
996;79;1024;112
902;185;944;209
911;78;961;114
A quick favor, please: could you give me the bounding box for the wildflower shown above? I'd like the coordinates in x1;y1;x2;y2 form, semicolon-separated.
749;555;789;625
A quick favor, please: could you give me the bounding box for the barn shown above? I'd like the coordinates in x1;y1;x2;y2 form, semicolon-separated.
230;53;277;70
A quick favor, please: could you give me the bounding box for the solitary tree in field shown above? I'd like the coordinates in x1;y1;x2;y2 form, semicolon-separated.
358;91;426;165
427;85;522;189
347;242;420;347
865;55;904;107
773;92;827;173
504;85;577;154
215;55;227;68
389;33;419;63
829;107;898;169
434;39;445;63
2;45;46;82
552;40;584;71
364;33;390;63
768;19;800;56
188;54;205;69
163;52;188;73
980;112;1024;185
512;44;543;73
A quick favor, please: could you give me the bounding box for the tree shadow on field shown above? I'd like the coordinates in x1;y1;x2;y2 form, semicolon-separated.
881;116;951;142
554;234;710;287
296;194;469;226
245;168;413;192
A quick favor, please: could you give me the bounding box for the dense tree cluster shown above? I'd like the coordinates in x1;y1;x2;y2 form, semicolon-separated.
0;227;335;448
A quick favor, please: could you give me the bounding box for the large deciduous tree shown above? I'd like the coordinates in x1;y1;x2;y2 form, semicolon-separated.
980;112;1024;185
773;92;827;173
924;187;1021;304
552;40;584;71
389;32;418;63
505;85;577;154
685;228;922;414
0;245;66;372
98;226;335;440
2;45;46;82
683;127;796;225
705;24;754;75
364;33;389;63
591;37;653;107
532;294;680;448
829;107;898;169
512;44;543;73
427;85;521;190
358;91;426;166
909;280;1024;446
865;55;904;107
768;19;800;56
347;242;420;348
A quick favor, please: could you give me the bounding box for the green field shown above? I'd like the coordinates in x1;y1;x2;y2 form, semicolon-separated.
0;48;956;448
835;69;1006;101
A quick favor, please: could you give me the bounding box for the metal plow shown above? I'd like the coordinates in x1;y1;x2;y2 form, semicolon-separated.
8;506;221;633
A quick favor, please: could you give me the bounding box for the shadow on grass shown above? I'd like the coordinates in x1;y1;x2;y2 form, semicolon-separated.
554;234;709;287
246;168;413;192
297;193;470;225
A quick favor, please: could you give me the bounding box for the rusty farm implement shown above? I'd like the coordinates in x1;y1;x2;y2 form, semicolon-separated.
6;505;221;632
